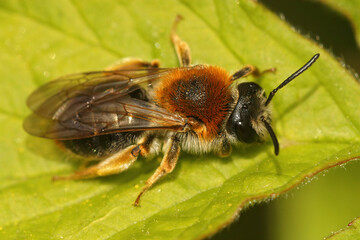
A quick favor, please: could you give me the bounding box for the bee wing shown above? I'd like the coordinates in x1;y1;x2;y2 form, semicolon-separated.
27;69;170;119
24;97;185;139
24;69;187;140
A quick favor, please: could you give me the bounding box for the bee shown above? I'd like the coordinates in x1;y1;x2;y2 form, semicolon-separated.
23;16;319;206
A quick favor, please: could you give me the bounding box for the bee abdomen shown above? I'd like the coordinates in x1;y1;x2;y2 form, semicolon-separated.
60;131;143;158
60;86;149;158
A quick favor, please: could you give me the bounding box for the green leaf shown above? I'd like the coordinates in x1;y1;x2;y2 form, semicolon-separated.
325;217;360;240
0;0;360;239
320;0;360;47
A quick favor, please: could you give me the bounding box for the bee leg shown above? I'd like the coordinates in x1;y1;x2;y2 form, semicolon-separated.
53;135;154;181
105;59;160;71
171;15;191;67
231;65;276;81
134;135;180;206
217;138;232;158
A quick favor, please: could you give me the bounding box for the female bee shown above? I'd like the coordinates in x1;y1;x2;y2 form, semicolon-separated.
24;16;319;206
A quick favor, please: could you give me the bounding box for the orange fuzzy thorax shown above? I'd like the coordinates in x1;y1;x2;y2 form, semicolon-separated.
155;65;233;140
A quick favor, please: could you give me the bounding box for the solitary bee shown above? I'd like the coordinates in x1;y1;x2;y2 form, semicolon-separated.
24;16;319;206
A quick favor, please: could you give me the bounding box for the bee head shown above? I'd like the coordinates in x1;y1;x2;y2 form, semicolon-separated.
226;82;276;151
227;53;320;155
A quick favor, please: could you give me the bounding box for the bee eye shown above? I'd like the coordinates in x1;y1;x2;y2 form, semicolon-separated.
227;82;263;143
232;112;257;143
227;102;257;143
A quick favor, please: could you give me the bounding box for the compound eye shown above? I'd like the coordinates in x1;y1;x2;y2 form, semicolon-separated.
232;106;257;143
227;82;263;143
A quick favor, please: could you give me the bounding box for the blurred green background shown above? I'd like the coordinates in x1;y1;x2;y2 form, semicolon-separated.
214;0;360;239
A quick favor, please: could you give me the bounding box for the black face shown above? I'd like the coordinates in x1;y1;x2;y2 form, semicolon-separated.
226;82;265;143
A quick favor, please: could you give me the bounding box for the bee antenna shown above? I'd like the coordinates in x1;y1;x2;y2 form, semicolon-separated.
265;53;320;106
263;120;279;155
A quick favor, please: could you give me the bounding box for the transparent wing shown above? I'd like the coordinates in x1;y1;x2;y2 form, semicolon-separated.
27;69;170;119
24;69;186;140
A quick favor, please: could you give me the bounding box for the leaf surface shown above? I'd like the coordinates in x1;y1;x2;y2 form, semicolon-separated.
325;217;360;240
320;0;360;47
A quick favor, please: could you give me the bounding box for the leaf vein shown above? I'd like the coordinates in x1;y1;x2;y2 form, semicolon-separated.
0;6;120;59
